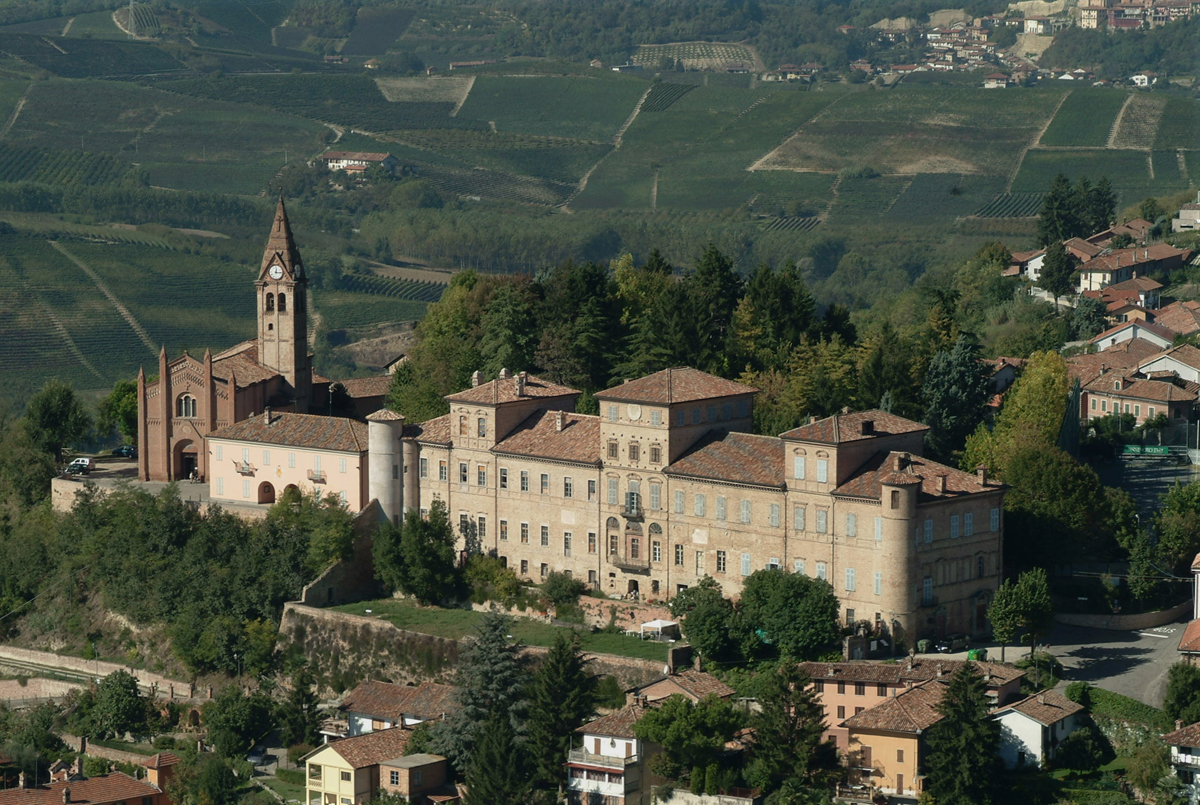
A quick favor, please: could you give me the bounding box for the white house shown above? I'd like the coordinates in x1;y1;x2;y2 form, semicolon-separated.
320;151;400;175
1164;721;1200;804
329;680;458;740
1174;194;1200;233
566;703;654;805
1090;320;1176;352
1131;71;1158;87
1139;344;1200;384
993;690;1084;768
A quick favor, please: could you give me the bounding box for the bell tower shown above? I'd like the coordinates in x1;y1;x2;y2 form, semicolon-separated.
256;197;311;412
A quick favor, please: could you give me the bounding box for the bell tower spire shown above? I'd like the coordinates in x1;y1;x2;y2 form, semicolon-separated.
256;196;311;412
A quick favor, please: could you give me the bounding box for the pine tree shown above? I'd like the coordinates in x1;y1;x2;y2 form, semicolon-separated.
1087;177;1117;234
430;611;528;773
687;245;742;374
924;665;1000;805
1039;239;1075;304
745;662;837;793
464;711;528;805
279;668;322;747
525;632;598;793
921;336;991;460
1036;173;1081;246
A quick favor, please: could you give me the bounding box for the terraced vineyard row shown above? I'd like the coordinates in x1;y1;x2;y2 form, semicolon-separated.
974;193;1044;218
0;144;128;186
419;163;574;206
641;83;696;113
338;273;446;302
762;215;821;232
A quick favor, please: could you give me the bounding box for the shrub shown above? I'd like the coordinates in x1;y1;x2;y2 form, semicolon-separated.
276;769;305;786
152;735;177;750
287;743;315;766
1055;725;1114;773
1065;681;1094;708
541;571;587;608
595;676;626;709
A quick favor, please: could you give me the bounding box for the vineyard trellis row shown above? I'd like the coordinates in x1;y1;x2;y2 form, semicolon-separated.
641;83;696;113
974;193;1045;218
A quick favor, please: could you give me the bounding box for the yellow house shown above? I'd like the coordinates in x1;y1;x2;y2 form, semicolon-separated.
305;728;411;805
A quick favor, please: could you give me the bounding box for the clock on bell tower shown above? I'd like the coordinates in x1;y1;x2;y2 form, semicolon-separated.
256;197;311;412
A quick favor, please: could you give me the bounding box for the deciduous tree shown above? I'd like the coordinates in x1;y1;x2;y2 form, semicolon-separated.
738;569;840;661
24;379;92;463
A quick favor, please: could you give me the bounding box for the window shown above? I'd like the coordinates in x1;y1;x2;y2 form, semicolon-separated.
540;525;549;546
520;471;529;492
846;512;857;537
564;477;574;498
675;545;685;566
588;532;597;554
846;608;855;625
264;450;271;466
794;559;805;575
309;765;322;781
460;513;469;534
675;490;685;513
588;480;597;500
652;541;662;562
1091;398;1097;410
794;506;806;531
897;749;905;763
964;512;974;536
855;682;865;696
520;560;529;575
459;463;468;483
845;567;856;592
707;405;717;421
564;533;572;556
1149;406;1155;418
288;451;295;468
459;416;467;436
478;466;487;487
692;408;701;424
990;508;1000;531
477;417;486;437
716;496;727;521
540;473;549;494
314;455;321;474
696;551;705;574
816;459;828;483
338;490;347;505
977;556;986;578
243;480;250;498
874;571;882;595
816;562;827;581
278;293;286;312
738;400;748;417
675;410;685;426
722;403;732;420
1101;400;1108;412
216;477;223;495
266;292;275;312
630;537;640;559
694;494;706;517
717;551;727;573
855;706;864;715
816;510;828;534
950;515;960;539
500;521;509;541
650;483;662;511
438;461;448;481
923;577;933;604
608;405;618;422
340;772;352;782
609;534;619;555
389;771;400;786
767;503;781;527
924;520;933;543
176;394;196;418
651;410;661;426
740;500;751;524
420;458;429;479
540;563;548;579
499;468;508;489
837;706;845;719
794;456;806;480
478;517;487;540
608;478;618;505
650;445;661;464
1135;404;1141;417
520;523;529;544
629;442;640;462
740;553;751;576
768;557;780;570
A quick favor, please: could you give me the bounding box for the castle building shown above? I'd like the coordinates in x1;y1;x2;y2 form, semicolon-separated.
136;199;327;482
404;368;1006;643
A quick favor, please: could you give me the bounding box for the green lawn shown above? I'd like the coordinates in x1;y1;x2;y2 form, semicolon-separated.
259;776;305;803
333;599;675;662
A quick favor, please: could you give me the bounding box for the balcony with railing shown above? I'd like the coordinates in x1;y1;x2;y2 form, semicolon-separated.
623;492;644;521
567;749;641;769
566;750;641;794
308;469;327;483
235;461;255;476
607;551;650;573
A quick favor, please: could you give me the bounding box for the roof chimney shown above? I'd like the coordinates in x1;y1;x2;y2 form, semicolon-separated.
936;666;943;678
935;475;946;494
72;757;83;779
860;419;874;435
517;372;527;397
1178;720;1185;731
893;454;904;472
19;773;26;789
471;370;482;388
63;787;70;804
976;465;988;485
499;368;511;380
263;406;271;426
555;411;566;432
1038;693;1045;705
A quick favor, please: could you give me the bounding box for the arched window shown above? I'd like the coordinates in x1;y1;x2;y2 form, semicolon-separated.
649;523;662;537
278;293;287;312
176;394;196;418
265;293;274;312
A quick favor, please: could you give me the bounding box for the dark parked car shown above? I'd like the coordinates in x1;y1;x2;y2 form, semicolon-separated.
934;633;970;653
112;445;137;458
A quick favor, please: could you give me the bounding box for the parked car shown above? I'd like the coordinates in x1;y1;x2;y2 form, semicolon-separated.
934;633;970;653
65;457;93;475
247;747;267;766
112;445;137;459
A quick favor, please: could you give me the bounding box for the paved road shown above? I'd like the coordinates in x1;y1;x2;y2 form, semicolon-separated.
1046;619;1188;707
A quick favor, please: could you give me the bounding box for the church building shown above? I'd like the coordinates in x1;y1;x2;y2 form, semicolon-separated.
137;199;353;482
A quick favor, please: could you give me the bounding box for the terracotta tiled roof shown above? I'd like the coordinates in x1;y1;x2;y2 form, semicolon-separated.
780;410;928;443
1141;343;1200;372
1078;244;1191;275
1105;276;1163;293
1082;373;1196;403
324;727;412;769
407;414;450;444
341;680;459;722
367;409;404;422
445;374;579;405
842;678;949;733
645;669;737;701
0;773;160;805
210;340;282;387
576;703;651;738
209;412;368;453
802;659;1022;688
1164;719;1200;747
594;367;756;405
1090;319;1176;345
995;690;1083;726
337;376;392;398
1067;340;1163;386
1179;619;1200;653
323;151;394;162
493;410;600;465
1153;301;1200;337
834;452;997;501
665;431;784;488
142;752;180;770
1064;237;1104;259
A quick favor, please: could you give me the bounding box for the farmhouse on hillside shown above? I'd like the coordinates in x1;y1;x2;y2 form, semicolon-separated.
320;151;400;175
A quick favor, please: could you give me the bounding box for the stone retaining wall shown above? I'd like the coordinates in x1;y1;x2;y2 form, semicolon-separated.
62;735;155;768
0;646;196;700
1052;598;1193;630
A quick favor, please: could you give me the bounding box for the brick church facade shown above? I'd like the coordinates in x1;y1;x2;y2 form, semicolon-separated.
137;199;326;482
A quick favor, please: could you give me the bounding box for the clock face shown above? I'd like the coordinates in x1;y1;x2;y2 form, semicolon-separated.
268;265;284;280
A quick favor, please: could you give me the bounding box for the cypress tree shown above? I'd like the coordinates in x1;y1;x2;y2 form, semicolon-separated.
1037;173;1081;246
464;711;527;805
525;632;598;793
1038;238;1076;304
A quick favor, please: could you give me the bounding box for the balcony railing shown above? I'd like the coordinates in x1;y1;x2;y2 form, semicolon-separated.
623;502;644;520
308;469;327;483
607;552;650;572
235;461;255;475
567;749;640;769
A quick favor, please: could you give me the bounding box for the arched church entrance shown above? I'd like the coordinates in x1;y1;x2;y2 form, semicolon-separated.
173;439;198;481
258;482;276;505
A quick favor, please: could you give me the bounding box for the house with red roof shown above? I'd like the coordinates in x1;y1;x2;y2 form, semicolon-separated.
0;772;167;805
1163;719;1200;801
567;702;655;805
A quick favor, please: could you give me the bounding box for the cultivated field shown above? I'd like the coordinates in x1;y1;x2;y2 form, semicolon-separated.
455;75;646;141
1038;88;1128;147
341;8;415;55
1111;93;1167;150
375;76;474;105
1155;97;1200;151
974;193;1045;218
632;42;757;72
1013;148;1187;205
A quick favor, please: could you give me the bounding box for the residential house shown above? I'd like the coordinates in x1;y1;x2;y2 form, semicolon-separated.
984;72;1012;88
1178;552;1200;668
1089;320;1176;351
1132;70;1158;86
1155;300;1200;337
1065;237;1105;263
1174;194;1200;233
1066;338;1164;389
993;690;1085;768
1024;16;1054;33
140;754;179;791
567;703;654;805
305;727;413;805
321;152;399;175
1088;217;1154;246
1076;245;1192;292
1163;720;1200;804
378;755;457;804
803;658;1024;749
1138;344;1200;384
332;680;458;739
988;357;1027;396
1081;371;1196;439
631;668;736;704
0;772;168;805
1082;276;1164;322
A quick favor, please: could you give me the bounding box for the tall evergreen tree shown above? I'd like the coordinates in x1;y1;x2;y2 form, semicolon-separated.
744;662;837;794
525;632;598;793
687;245;742;375
1038;238;1076;303
430;611;528;772
921;336;991;460
463;710;528;805
924;664;1001;805
279;668;323;747
1086;176;1117;234
1037;173;1082;246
